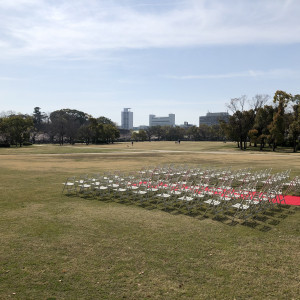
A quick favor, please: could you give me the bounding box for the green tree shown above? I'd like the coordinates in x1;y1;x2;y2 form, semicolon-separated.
220;117;240;146
131;130;149;141
288;94;300;152
225;96;258;149
86;116;119;144
221;109;253;150
78;123;93;145
0;114;33;147
210;124;224;141
50;109;90;145
97;117;119;143
187;126;200;140
87;117;101;144
103;124;120;143
248;129;258;146
164;126;184;141
145;127;155;141
32;107;47;131
97;116;114;125
32;107;49;143
138;129;147;141
226;96;248;149
131;131;139;141
268;91;292;151
151;126;164;140
253;105;274;150
198;124;211;141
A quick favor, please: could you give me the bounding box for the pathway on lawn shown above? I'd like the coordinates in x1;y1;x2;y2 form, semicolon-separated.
1;149;298;157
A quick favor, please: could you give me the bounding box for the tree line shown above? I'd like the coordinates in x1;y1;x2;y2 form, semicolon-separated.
0;90;299;152
0;107;226;147
0;108;120;147
132;124;225;142
220;91;300;152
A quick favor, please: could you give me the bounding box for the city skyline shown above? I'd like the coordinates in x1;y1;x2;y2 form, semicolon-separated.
0;0;299;126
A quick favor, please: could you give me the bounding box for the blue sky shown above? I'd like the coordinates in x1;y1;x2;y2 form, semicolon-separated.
0;0;300;126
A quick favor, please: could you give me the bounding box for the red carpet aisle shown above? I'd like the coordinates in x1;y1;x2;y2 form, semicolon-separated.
280;195;300;206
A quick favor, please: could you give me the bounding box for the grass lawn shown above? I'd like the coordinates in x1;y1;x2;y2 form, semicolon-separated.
0;142;299;299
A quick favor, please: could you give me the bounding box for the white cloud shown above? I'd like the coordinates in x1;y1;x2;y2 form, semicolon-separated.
164;69;300;80
0;0;299;59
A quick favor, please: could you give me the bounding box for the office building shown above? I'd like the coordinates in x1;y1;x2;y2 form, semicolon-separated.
179;121;194;129
121;108;133;130
149;114;175;127
199;112;229;126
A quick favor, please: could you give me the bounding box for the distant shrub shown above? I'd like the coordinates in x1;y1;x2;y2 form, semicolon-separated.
0;143;10;148
23;142;33;146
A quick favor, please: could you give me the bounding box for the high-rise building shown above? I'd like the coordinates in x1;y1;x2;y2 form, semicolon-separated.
199;112;229;126
121;108;133;130
149;114;175;127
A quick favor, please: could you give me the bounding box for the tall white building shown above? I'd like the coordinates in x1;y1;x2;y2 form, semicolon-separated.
149;114;175;127
121;108;133;130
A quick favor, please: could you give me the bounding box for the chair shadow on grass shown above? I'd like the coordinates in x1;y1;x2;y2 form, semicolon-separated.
154;203;297;231
236;205;297;231
63;192;298;232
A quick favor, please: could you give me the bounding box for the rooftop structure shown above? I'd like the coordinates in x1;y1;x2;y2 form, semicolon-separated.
149;114;175;127
179;121;194;129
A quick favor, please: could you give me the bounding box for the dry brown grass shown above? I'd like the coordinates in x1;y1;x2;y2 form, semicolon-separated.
0;142;299;299
1;143;299;177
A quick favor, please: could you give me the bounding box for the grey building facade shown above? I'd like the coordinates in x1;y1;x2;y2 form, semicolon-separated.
121;108;133;130
199;112;229;126
149;114;175;127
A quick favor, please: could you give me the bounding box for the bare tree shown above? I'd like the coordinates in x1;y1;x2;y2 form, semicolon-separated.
249;94;270;112
226;95;247;114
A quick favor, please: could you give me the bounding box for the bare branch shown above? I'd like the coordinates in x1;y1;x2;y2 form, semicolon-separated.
226;95;247;113
249;94;270;111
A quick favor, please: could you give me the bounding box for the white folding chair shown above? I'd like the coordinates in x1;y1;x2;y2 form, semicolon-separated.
62;176;77;194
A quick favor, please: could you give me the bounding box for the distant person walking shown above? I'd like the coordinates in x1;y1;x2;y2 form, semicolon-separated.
131;141;134;146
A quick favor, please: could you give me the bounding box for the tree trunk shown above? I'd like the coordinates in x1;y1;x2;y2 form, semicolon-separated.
293;139;297;153
260;139;264;151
